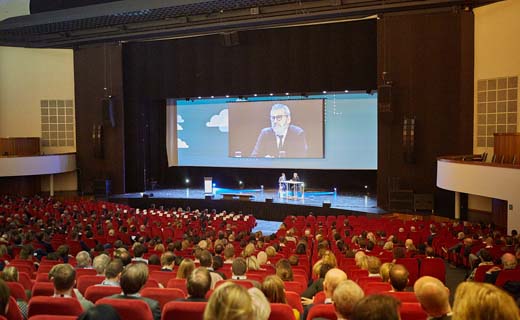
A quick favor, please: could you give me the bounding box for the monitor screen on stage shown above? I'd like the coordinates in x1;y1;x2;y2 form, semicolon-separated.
168;92;377;170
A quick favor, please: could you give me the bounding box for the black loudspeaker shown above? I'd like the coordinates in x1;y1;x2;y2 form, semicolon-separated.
403;117;416;163
102;97;116;128
323;202;331;208
265;198;273;203
378;84;392;113
221;32;240;47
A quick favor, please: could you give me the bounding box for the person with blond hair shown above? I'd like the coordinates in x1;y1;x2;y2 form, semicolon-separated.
248;287;271;320
261;275;299;320
203;282;254;320
176;258;195;279
379;262;395;283
332;280;365;320
452;282;520;320
242;243;260;271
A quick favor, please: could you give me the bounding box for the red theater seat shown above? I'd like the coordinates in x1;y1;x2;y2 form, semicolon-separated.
400;302;428;320
84;285;121;303
76;275;104;295
140;287;185;310
28;296;83;318
7;281;28;301
269;303;295;320
166;278;188;295
161;301;206;320
96;298;153;320
306;303;336;320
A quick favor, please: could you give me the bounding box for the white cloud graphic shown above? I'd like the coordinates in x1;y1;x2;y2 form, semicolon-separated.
177;115;185;123
206;109;228;132
177;123;183;131
178;138;189;148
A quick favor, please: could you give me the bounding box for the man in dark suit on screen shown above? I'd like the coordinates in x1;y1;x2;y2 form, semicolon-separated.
251;103;308;158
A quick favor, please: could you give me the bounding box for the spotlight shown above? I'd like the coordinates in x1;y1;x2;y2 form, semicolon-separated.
211;96;215;98
285;92;289;96
253;93;258;97
344;90;349;93
198;96;202;99
225;94;230;98
322;90;327;94
334;188;337;192
269;93;274;96
364;185;368;189
238;181;243;185
260;185;264;189
212;183;216;187
185;178;190;184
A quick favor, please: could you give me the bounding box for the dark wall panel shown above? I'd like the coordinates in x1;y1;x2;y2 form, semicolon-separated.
74;43;125;194
377;10;474;216
123;20;377;192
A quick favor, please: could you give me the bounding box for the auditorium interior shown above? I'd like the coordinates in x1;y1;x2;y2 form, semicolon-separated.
0;0;519;319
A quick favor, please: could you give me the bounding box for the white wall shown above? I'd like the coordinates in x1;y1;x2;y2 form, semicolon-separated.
0;46;76;190
470;0;520;213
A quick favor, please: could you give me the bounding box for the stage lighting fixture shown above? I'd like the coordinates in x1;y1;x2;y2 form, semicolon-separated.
238;180;243;185
285;92;289;96
253;94;258;97
225;94;230;98
269;93;274;96
344;90;349;93
198;96;202;99
334;187;337;192
185;178;190;184
364;185;368;189
260;185;264;189
212;183;216;187
322;90;327;94
211;96;215;98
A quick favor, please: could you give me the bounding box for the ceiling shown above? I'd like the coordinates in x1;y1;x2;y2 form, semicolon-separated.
0;0;501;48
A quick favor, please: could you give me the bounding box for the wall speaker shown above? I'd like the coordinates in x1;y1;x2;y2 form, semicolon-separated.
221;32;240;47
378;84;392;113
102;97;116;128
265;198;273;203
403;117;416;163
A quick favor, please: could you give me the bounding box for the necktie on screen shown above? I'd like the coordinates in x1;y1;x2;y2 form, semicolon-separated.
277;135;283;149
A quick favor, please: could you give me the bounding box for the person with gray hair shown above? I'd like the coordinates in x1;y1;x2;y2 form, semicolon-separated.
248;287;271;320
251;103;308;158
93;254;110;275
484;253;517;284
332;280;365;320
76;251;92;269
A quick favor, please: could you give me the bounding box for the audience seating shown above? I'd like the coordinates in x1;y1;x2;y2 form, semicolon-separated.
84;285;122;303
395;258;419;286
362;282;392;295
149;271;177;288
140;287;186;310
419;258;446;283
285;291;303;314
306;303;336;320
29;316;78;320
31;282;56;297
166;278;188;295
473;265;497;282
96;298;153;320
75;268;97;280
383;291;418;303
18;272;34;291
34;273;51;283
495;269;520;287
27;296;83;318
161;301;206;320
6;281;28;301
6;296;23;320
76;275;104;295
215;279;255;289
313;291;326;304
269;303;296;320
283;281;306;294
399;302;428;320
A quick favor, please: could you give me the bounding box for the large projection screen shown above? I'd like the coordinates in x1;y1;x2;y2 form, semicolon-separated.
168;93;377;170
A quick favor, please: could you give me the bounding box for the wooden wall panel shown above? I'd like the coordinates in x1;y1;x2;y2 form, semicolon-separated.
494;133;520;164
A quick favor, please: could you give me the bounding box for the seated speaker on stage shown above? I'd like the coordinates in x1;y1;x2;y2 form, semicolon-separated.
278;172;287;196
291;172;301;196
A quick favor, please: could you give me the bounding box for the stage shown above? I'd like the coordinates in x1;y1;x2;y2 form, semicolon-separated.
109;187;385;221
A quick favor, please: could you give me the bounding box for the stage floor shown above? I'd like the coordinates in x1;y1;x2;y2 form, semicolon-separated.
111;187;385;214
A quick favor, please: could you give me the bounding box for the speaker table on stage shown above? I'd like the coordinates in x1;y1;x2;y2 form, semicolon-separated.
204;177;213;196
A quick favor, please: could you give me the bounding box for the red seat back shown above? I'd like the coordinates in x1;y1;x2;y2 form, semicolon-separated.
31;282;55;297
474;265;497;282
76;275;104;295
149;271;177;288
6;282;28;301
35;273;51;283
419;258;446;283
286;291;303;314
400;302;428;320
18;272;34;291
384;291;418;303
314;291;326;304
215;279;254;289
28;316;78;320
96;298;153;320
6;296;23;320
269;303;295;320
283;281;306;294
75;268;97;280
306;303;336;320
28;296;83;318
395;258;419;286
161;301;206;320
495;269;520;287
362;282;392;295
166;278;188;295
141;287;186;310
84;285;122;303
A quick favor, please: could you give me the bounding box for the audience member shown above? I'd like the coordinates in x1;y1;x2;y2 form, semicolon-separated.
199;250;223;289
100;259;124;286
350;294;401;320
484;253;517;284
379;262;394;283
275;259;294;281
261;275;299;319
108;263;160;320
176;258;195;279
367;256;382;277
49;263;94;311
302;268;348;319
131;243;148;264
76;251;93;269
332;280;364;320
78;304;121;320
389;264;409;291
160;251;175;271
203;282;254;320
414;276;452;319
0;279;10;317
184;267;211;301
93;254;111;275
248;287;271;320
452;282;520;320
302;263;333;299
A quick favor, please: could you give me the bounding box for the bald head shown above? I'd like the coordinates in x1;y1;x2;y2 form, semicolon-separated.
323;268;348;298
502;253;517;269
414;276;451;317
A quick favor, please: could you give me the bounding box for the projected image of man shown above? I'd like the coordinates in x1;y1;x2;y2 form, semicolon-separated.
251;103;308;158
